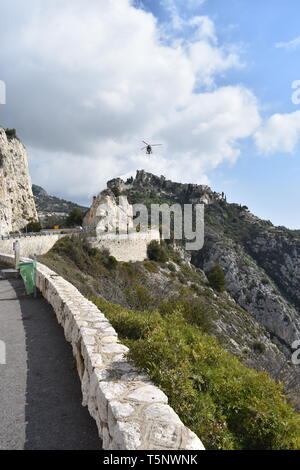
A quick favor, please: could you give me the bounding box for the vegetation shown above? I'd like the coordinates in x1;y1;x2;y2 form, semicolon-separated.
147;240;168;262
24;218;42;233
110;186;121;198
93;296;300;450
252;342;266;354
5;128;17;139
207;264;226;292
66;208;84;227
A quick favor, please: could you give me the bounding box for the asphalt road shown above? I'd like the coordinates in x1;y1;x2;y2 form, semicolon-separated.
0;274;101;450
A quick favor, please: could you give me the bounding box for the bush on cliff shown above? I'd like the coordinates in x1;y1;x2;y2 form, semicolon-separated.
5;128;17;139
147;240;168;262
93;297;300;451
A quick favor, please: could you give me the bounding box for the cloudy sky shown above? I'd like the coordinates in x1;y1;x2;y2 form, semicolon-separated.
1;0;300;228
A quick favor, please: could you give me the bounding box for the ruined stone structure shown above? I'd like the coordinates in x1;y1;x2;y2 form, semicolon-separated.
0;128;37;234
83;185;161;262
83;190;133;232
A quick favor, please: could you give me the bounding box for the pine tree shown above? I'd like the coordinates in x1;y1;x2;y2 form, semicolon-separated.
207;264;226;292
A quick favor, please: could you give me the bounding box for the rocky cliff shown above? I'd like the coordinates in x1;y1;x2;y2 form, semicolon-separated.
0;128;37;234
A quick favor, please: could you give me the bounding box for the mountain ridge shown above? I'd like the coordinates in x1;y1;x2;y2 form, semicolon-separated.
32;184;88;227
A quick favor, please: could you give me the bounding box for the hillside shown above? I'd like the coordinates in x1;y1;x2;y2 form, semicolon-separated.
39;235;300;450
32;184;88;227
38;170;300;449
103;171;300;400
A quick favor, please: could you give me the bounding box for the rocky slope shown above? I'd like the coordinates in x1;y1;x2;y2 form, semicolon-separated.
0;128;37;234
104;170;300;402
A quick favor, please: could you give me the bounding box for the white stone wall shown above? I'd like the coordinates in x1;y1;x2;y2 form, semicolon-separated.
0;234;65;258
91;230;160;262
0;230;160;263
0;252;205;451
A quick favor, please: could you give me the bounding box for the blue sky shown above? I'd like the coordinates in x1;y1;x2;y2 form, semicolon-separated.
1;0;300;228
141;0;300;227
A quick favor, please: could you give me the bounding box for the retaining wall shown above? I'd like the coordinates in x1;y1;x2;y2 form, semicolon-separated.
0;252;204;450
0;234;65;258
91;230;160;262
0;230;160;263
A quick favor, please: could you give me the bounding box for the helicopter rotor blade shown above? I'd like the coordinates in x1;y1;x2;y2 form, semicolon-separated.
142;141;149;145
141;147;147;150
151;144;162;147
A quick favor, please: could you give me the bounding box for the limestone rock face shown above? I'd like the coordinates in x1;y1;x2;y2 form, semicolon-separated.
83;189;133;234
0;128;38;234
107;170;223;206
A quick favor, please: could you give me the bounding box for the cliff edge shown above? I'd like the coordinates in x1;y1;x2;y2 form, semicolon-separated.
0;128;37;234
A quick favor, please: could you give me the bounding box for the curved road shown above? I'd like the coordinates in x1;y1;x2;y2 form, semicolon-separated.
0;273;101;450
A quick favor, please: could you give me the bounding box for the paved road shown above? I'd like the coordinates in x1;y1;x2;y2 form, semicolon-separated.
0;274;101;450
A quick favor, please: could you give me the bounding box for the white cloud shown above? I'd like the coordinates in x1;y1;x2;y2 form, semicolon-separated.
188;40;242;87
0;0;259;204
189;16;217;43
160;0;207;29
255;111;300;154
275;35;300;51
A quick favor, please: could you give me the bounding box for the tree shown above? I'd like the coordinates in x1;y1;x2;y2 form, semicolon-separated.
66;208;83;227
207;264;226;293
25;219;42;233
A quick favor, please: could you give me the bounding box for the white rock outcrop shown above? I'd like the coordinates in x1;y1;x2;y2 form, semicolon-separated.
0;128;38;234
83;191;133;234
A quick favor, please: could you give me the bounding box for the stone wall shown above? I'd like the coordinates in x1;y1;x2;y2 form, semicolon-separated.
0;229;160;263
0;234;65;258
0;252;205;450
91;230;160;262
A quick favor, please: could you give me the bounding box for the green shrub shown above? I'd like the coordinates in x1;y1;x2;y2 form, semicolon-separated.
126;283;153;310
207;265;226;293
66;208;84;227
252;342;266;354
147;240;168;262
143;260;159;273
5;128;17;139
93;297;300;450
94;297;160;339
105;255;118;270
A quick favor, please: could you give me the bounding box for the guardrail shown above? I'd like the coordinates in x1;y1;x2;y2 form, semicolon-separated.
1;232;64;240
0;227;96;241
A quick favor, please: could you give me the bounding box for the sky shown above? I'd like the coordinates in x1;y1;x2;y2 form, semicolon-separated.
0;0;300;228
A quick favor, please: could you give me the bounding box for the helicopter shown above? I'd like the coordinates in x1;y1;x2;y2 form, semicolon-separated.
141;140;162;155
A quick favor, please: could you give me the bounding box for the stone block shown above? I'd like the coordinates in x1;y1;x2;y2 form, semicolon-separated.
126;385;168;404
